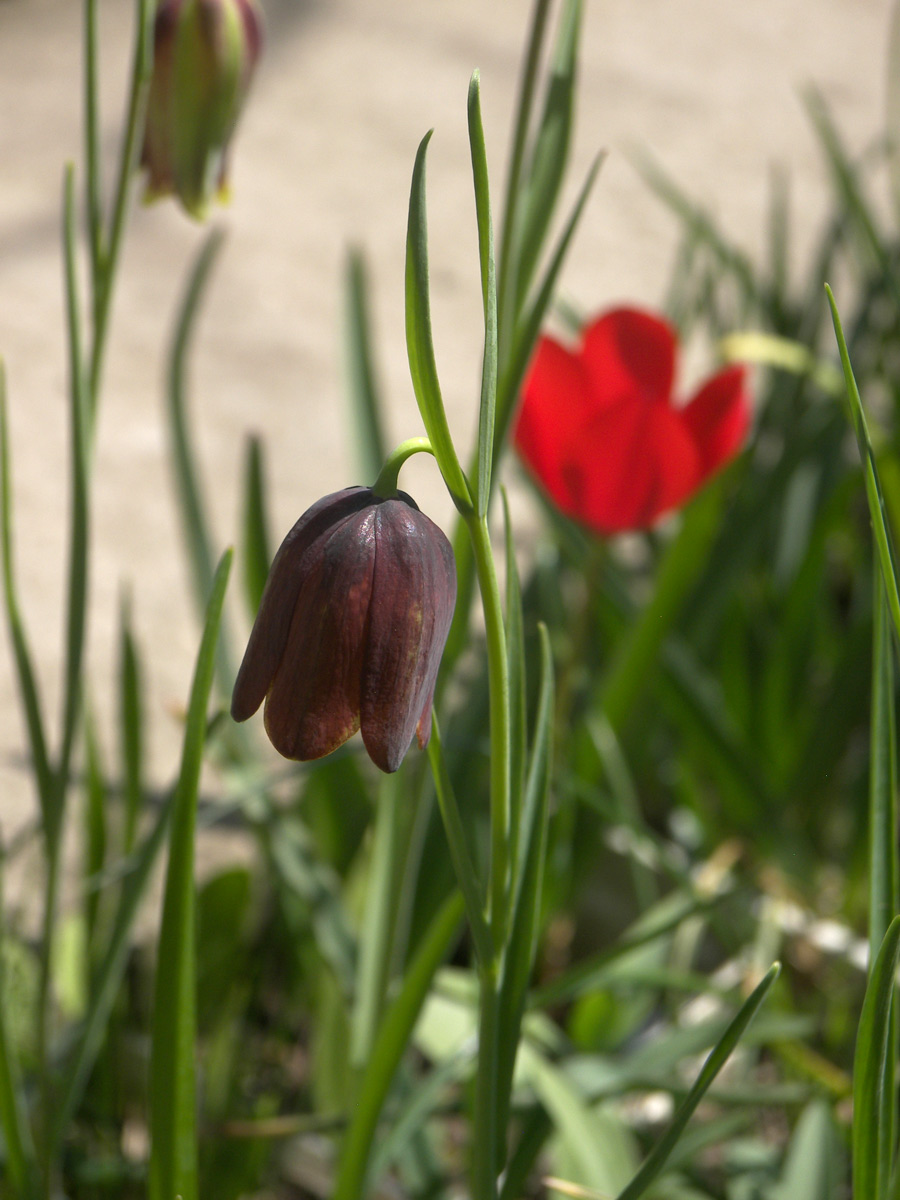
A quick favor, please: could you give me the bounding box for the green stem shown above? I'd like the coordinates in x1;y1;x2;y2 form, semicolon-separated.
465;514;511;947
472;962;501;1200
371;437;434;499
88;0;154;403
350;773;405;1071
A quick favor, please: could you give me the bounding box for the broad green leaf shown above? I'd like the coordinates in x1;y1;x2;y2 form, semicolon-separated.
615;963;781;1200
405;131;472;513
468;70;499;518
768;1101;842;1200
853;915;900;1200
149;548;232;1200
343;248;388;485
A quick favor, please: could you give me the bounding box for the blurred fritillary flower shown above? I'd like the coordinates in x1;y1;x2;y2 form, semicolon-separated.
141;0;263;219
513;307;750;534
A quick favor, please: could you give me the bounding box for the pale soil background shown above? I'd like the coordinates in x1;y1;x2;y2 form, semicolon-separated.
0;0;893;892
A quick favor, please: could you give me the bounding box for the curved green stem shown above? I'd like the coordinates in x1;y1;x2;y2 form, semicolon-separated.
371;437;434;499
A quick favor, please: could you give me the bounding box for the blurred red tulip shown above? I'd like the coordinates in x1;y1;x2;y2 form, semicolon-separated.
513;308;750;534
231;487;456;773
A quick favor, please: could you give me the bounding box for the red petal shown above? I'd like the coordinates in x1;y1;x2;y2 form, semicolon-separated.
581;308;677;406
262;509;376;761
360;500;457;773
570;398;700;533
514;335;591;514
681;364;750;477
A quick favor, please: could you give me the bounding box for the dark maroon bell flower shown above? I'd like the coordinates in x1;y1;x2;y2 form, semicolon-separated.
231;486;457;773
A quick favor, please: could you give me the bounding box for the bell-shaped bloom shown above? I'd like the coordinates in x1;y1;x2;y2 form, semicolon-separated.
231;487;457;774
513;307;750;534
141;0;263;219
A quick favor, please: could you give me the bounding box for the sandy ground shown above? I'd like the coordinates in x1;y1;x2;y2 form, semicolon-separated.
0;0;893;890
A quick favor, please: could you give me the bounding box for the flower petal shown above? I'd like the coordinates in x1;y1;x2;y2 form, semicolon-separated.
681;364;750;477
514;335;593;515
568;397;700;533
262;509;376;761
231;487;371;723
581;308;677;406
360;498;457;773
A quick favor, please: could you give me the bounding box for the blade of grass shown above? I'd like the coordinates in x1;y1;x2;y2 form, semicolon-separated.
502;488;527;873
240;433;271;616
333;891;464;1200
427;719;492;967
405;131;473;513
167;227;226;621
853;916;900;1200
0;840;36;1200
826;284;900;643
343;249;388;484
614;963;781;1200
495;154;602;455
512;0;581;312
0;364;53;814
148;549;232;1200
497;0;551;357
495;622;554;1142
600;483;723;734
468;70;498;518
118;593;143;855
50;785;176;1156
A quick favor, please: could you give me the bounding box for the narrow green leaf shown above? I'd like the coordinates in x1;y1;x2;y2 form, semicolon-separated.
869;578;898;960
149;549;232;1200
405;132;473;513
0;364;53;816
50;788;175;1157
350;771;406;1070
167;227;225;620
333;891;464;1200
513;0;581;310
428;720;493;967
853;915;900;1200
468;71;499;518
502;488;528;872
600;483;723;734
497;0;552;355
118;592;143;855
241;433;271;617
0;842;35;1200
496;622;554;1138
343;248;388;484
82;707;107;954
614;963;781;1200
495;154;602;455
826;284;900;643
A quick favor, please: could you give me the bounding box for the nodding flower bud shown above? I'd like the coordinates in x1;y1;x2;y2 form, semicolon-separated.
141;0;263;219
231;487;457;774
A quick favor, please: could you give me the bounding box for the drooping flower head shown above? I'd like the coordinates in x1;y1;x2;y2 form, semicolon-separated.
231;487;457;774
513;307;750;534
141;0;263;219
